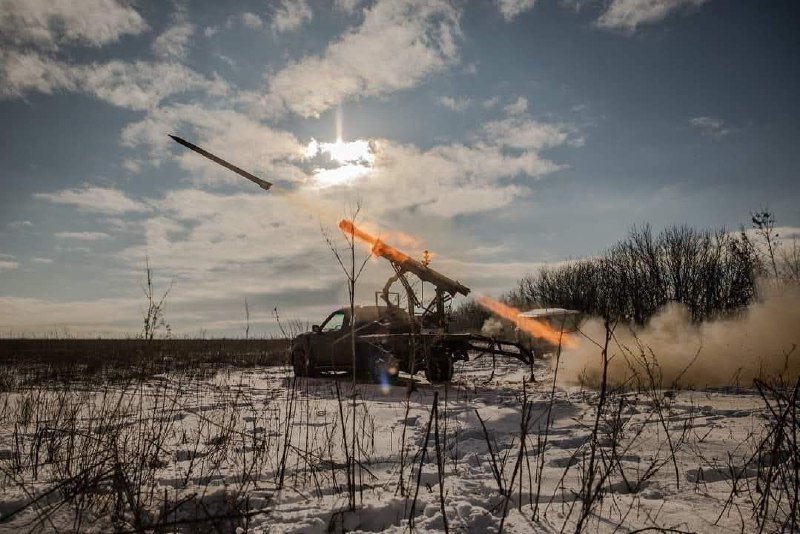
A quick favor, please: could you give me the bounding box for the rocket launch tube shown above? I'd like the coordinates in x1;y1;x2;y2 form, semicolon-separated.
169;135;272;191
339;219;470;298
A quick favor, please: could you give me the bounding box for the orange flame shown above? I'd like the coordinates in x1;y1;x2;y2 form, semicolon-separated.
477;296;576;348
338;219;413;264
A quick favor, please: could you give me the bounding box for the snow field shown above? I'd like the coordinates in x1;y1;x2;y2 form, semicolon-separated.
0;355;793;533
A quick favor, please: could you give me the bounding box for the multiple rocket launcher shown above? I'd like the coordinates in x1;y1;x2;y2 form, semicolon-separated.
169;134;564;361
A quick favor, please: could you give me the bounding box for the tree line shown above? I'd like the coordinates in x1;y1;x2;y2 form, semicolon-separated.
453;210;799;328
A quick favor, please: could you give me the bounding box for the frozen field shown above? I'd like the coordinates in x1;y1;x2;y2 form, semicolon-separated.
0;354;795;533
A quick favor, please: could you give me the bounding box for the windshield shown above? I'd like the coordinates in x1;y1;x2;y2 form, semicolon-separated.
321;311;346;332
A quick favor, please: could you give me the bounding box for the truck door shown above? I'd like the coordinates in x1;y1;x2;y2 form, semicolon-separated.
310;311;351;371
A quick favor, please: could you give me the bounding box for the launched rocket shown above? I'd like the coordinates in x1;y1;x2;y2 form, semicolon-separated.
168;135;272;191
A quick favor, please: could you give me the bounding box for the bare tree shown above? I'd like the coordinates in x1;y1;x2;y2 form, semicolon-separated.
141;256;173;341
322;202;372;511
244;297;250;340
752;208;780;278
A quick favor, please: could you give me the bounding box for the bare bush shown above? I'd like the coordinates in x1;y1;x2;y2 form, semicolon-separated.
513;224;759;324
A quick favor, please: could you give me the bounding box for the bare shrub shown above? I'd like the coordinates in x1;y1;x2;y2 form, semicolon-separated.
514;224;759;325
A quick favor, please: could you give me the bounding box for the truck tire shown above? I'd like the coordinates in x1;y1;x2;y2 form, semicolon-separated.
425;351;453;384
292;345;316;377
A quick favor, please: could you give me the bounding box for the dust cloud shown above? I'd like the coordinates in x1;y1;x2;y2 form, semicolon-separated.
481;317;506;337
559;285;800;389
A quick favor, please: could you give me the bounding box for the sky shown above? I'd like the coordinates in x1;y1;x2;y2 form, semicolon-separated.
1;0;799;337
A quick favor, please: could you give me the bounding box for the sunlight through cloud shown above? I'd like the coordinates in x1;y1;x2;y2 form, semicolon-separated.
305;138;375;187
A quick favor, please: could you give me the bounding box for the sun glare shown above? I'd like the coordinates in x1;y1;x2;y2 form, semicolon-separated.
305;138;375;187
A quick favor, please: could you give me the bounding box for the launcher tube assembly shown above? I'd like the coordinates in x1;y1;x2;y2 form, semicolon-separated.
338;219;470;299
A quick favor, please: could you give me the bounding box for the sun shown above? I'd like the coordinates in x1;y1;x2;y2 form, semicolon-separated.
305;138;375;187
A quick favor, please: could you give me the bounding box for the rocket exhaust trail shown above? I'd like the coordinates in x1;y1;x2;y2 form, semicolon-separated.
168;135;272;191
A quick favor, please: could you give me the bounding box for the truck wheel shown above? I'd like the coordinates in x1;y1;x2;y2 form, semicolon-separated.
425;352;453;384
292;346;315;377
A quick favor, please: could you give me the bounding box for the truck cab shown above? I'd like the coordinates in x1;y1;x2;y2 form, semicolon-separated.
290;305;414;382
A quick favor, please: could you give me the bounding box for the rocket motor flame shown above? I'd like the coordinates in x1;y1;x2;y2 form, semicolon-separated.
338;219;413;264
477;296;576;348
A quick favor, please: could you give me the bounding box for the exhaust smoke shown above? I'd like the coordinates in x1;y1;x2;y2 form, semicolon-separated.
560;284;800;388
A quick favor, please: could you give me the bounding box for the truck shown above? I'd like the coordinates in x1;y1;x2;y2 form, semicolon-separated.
289;221;534;384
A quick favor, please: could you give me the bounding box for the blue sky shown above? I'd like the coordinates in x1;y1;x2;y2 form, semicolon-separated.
1;0;798;336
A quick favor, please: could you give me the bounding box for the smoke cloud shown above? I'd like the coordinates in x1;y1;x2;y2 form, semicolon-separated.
481;317;505;338
559;285;800;388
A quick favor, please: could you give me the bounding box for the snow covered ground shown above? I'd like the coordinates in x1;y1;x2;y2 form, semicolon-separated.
0;353;793;533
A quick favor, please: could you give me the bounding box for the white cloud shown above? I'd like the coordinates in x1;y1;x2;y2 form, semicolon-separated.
122;158;142;173
559;0;592;12
271;0;313;33
482;96;500;109
689;116;733;137
0;0;148;49
54;231;110;241
333;116;572;218
268;0;461;117
152;22;194;61
335;0;365;13
241;12;264;30
481;117;570;151
496;0;537;21
9;220;34;228
31;257;53;264
0;260;20;272
0;50;77;96
437;95;470;112
597;0;710;33
1;51;229;110
504;96;528;116
35;186;149;215
203;26;219;38
73;60;229;111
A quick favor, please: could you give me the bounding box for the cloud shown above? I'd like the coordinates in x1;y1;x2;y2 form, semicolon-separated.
481;116;570;151
54;231;111;241
1;51;230;110
335;0;366;13
122;158;142;173
31;257;53;264
437;95;470;112
332;116;573;218
152;22;194;61
0;50;77;96
689;116;733;137
35;186;149;215
8;220;34;228
241;12;263;30
0;0;148;49
496;0;537;21
0;261;20;272
597;0;710;33
504;96;528;116
483;96;500;109
267;0;461;117
271;0;313;33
